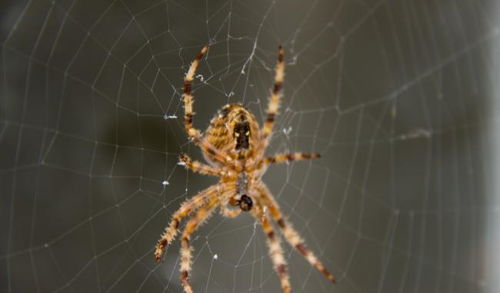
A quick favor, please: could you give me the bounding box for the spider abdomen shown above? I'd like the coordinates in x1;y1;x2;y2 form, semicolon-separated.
204;104;260;162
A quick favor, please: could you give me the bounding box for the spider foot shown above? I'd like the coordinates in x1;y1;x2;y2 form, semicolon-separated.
155;239;169;263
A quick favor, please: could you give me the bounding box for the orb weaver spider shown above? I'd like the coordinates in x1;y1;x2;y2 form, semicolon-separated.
155;45;336;292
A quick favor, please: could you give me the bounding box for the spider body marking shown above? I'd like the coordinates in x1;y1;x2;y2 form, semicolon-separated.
155;45;336;293
205;103;259;163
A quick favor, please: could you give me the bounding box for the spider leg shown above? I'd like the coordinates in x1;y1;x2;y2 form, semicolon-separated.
183;45;208;139
258;152;320;169
155;185;218;262
260;46;285;150
182;45;234;165
265;152;320;164
256;184;336;283
179;153;224;177
180;196;219;293
251;204;291;293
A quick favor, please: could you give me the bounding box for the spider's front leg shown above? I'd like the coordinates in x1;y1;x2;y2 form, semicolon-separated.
179;197;219;293
155;185;218;262
257;184;336;283
252;205;291;293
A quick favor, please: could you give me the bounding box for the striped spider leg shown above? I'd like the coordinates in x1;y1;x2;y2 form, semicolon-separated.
255;183;336;283
251;202;291;292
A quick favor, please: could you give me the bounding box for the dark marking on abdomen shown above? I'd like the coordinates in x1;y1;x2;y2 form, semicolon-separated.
234;121;250;150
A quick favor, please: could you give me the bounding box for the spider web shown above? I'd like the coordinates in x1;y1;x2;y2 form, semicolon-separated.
1;0;499;292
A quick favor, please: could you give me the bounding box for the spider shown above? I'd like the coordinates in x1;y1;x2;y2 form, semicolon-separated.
155;45;336;293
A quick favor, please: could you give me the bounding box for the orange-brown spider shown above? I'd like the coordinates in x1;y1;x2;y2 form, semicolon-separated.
155;45;336;293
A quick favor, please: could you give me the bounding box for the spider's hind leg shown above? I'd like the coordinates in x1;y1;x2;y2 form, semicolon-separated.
183;45;208;139
261;46;285;147
182;46;234;165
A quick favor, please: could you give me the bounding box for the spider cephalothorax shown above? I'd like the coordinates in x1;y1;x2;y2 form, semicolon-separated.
155;45;335;293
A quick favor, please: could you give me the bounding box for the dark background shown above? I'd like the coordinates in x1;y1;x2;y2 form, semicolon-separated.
0;0;498;292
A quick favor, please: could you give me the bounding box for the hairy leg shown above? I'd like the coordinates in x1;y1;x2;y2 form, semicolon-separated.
255;152;321;171
252;204;291;293
260;46;285;155
179;197;219;293
182;45;231;165
256;184;336;283
179;153;223;177
183;45;208;139
155;185;218;262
